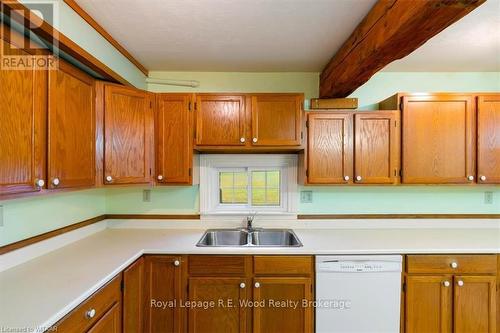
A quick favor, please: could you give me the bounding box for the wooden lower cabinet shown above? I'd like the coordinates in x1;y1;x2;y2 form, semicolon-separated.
86;302;121;333
188;277;251;333
252;277;312;333
123;257;145;333
143;255;187;333
405;255;497;333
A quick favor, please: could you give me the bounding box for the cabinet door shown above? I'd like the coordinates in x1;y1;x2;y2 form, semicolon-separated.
156;94;193;184
123;257;145;333
477;95;500;184
354;112;399;184
307;113;353;184
195;94;245;146
144;255;186;333
188;277;250;333
405;275;452;333
401;95;475;184
104;85;153;184
87;302;121;333
48;60;95;189
0;37;46;196
253;277;312;333
251;94;303;146
454;276;496;333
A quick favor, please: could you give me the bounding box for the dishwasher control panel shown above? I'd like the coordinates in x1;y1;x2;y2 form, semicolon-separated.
317;256;402;273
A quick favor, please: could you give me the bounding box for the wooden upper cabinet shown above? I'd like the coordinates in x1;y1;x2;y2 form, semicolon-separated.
405;275;452;333
251;94;303;146
143;255;186;333
401;94;475;184
354;112;399;184
0;34;47;196
195;94;245;146
253;277;313;333
188;277;250;333
156;94;193;184
48;60;95;189
453;275;496;333
103;84;153;185
477;95;500;184
306;113;353;184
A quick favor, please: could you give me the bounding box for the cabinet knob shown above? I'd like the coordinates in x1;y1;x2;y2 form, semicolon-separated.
173;260;180;267
356;176;362;181
52;177;60;186
85;308;96;319
443;281;450;287
240;282;246;289
254;282;260;288
457;280;464;287
480;175;487;182
105;176;113;183
450;262;458;269
252;138;258;143
240;137;246;143
344;176;350;181
467;175;474;181
157;175;164;181
35;179;45;188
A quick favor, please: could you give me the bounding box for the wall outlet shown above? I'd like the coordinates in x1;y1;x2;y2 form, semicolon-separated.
143;189;151;202
300;191;313;203
484;191;493;205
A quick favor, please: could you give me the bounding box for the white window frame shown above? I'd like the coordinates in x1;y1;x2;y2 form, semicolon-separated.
200;154;298;216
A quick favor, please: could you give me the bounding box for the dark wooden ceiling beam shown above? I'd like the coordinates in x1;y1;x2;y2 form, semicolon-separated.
319;0;486;98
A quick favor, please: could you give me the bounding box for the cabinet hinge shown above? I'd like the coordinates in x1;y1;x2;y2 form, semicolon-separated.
301;131;303;140
189;168;192;177
305;120;309;128
120;280;124;292
306;170;309;177
150;168;152;176
402;282;406;293
188;101;192;111
399;102;403;112
399;169;402;177
194;102;198;110
394;120;397;128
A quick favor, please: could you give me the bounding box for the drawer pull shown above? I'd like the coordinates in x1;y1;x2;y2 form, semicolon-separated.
85;308;96;319
443;281;450;287
457;280;464;287
450;262;458;269
254;282;260;288
173;260;180;267
240;282;246;289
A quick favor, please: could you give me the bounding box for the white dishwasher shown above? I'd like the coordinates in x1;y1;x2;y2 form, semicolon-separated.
316;255;402;333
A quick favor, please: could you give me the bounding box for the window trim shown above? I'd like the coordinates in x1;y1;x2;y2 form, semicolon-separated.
200;154;298;215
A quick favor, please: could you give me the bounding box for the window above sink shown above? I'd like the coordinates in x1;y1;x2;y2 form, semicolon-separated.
200;154;298;216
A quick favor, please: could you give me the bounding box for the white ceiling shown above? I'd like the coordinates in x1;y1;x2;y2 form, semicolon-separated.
76;0;500;73
75;0;377;71
383;0;500;72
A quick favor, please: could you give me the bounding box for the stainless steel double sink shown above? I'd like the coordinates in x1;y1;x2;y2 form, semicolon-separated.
196;229;302;247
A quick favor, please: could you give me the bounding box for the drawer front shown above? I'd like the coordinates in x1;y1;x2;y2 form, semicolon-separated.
55;274;122;332
188;255;251;276
407;255;497;274
254;256;313;276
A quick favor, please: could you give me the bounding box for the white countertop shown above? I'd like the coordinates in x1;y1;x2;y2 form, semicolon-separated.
1;227;499;331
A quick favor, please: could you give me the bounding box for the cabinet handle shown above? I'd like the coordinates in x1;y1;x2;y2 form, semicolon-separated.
457;280;464;287
173;260;180;267
467;175;474;181
52;178;60;186
480;175;487;182
85;308;96;319
344;176;350;181
35;179;45;188
443;281;450;287
254;282;260;288
450;262;458;269
252;138;258;143
356;176;362;181
240;137;246;143
157;175;164;181
240;282;246;289
105;176;113;183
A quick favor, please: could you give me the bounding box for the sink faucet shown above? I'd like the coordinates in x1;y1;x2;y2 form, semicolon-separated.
246;212;257;232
